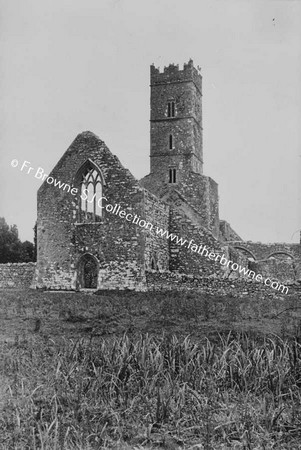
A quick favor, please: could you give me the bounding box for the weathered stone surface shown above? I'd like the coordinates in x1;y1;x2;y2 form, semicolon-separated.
0;263;36;288
150;61;203;176
220;220;242;242
140;60;219;239
146;271;300;299
229;241;301;282
1;59;296;293
33;131;170;291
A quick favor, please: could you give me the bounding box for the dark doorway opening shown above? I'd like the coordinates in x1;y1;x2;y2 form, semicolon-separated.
78;254;98;289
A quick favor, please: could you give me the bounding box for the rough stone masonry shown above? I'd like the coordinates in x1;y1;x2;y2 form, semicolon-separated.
22;59;300;291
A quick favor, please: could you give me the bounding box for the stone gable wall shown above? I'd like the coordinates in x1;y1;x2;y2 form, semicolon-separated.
34;131;151;291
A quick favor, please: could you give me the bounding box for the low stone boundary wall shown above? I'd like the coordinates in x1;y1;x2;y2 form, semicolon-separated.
146;271;300;298
0;263;36;288
1;264;299;296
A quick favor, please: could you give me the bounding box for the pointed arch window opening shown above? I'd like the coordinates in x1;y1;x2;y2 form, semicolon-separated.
79;167;103;223
150;254;159;272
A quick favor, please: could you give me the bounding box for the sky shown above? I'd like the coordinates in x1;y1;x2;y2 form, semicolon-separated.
0;0;300;244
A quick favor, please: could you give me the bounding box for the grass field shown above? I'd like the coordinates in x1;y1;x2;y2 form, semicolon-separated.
0;288;301;449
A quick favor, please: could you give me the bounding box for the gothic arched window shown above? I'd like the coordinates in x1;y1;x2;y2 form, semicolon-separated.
76;161;104;223
150;253;159;271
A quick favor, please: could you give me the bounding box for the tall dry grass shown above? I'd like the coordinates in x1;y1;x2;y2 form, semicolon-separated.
1;332;301;449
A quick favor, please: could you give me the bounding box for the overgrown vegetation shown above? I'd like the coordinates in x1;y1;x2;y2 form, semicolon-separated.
1;333;301;449
0;288;301;449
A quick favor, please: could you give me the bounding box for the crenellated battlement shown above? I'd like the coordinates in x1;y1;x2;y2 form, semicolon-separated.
150;59;202;92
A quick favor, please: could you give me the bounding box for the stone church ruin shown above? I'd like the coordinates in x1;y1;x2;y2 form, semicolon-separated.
4;60;300;292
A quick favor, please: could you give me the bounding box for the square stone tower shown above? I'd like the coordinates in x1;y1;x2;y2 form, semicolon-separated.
150;58;203;182
141;60;220;238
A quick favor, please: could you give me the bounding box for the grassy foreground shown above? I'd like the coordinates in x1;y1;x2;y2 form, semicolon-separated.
0;288;301;449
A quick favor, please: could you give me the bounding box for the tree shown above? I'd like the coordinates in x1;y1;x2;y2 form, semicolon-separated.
20;241;35;262
0;218;35;263
0;218;10;262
